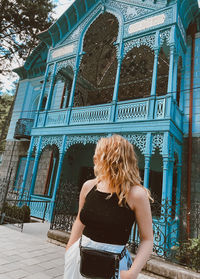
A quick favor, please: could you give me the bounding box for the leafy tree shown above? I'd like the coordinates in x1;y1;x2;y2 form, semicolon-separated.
0;0;55;77
0;93;15;152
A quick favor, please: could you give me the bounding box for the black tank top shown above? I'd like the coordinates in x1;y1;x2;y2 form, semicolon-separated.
80;186;135;245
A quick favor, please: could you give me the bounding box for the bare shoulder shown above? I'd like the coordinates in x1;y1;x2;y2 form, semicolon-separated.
81;178;97;197
128;185;149;210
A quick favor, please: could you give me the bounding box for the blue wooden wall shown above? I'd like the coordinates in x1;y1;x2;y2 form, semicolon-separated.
183;33;200;137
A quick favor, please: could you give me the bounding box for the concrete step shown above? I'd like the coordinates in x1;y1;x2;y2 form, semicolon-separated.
140;270;168;279
138;273;156;279
143;257;200;279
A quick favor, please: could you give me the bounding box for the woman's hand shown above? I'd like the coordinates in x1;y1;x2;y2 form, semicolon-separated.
120;270;138;279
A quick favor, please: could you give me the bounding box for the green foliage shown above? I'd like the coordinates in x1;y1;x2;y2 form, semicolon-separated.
21;204;31;223
174;238;200;272
0;94;14;152
3;202;30;223
0;0;55;75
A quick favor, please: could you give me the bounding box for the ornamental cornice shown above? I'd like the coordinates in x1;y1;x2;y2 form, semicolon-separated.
123;133;147;154
107;0;152;22
124;8;173;39
55;58;76;75
123;34;155;57
119;0;163;9
65;135;102;151
40;136;63;152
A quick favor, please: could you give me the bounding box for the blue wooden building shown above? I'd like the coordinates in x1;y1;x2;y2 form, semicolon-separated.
1;0;200;243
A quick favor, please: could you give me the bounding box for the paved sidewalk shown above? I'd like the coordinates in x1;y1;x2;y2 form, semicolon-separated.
0;222;64;279
0;222;153;279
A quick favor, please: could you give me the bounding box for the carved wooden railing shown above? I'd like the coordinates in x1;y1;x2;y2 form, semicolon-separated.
35;95;183;130
70;104;112;125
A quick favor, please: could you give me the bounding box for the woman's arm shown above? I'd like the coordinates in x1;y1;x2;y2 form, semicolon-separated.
121;186;153;279
65;179;96;251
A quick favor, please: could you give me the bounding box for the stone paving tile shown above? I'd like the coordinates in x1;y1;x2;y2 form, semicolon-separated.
2;269;30;279
21;264;45;274
25;271;54;279
45;266;64;277
38;260;62;270
0;274;13;279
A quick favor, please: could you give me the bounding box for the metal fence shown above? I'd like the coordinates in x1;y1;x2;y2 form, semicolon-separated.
128;199;200;271
50;181;79;232
0;178;52;230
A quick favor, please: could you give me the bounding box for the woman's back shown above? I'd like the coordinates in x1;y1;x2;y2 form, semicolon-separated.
80;185;135;245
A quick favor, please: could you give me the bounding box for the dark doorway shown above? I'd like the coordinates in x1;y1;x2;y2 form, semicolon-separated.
78;166;95;191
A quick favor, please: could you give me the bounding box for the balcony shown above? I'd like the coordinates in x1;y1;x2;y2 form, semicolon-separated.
14;118;34;140
35;95;183;132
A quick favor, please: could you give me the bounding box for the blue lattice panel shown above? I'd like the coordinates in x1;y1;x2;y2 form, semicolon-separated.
29;195;52;222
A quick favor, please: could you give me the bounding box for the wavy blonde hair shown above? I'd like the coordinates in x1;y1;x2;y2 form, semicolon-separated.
94;134;152;206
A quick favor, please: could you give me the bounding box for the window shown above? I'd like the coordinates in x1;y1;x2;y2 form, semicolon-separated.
14;157;34;193
60;80;72;109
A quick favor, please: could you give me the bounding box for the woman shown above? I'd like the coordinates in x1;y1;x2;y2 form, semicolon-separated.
64;135;153;279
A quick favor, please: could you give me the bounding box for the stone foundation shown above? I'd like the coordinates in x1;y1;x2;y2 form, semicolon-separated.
0;140;30;185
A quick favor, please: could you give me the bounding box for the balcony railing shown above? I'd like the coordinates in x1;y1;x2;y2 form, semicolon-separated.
14;118;34;139
35;95;183;131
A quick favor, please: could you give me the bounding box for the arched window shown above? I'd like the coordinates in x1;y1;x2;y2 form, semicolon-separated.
118;46;154;101
156;42;170;96
74;12;119;106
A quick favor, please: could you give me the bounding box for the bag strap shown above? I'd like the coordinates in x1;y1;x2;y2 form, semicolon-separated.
119;245;126;260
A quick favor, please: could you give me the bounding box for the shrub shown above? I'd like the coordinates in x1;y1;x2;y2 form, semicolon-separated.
174;238;200;272
21;205;30;223
3;202;30;223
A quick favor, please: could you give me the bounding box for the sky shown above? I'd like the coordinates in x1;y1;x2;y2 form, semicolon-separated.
0;0;75;95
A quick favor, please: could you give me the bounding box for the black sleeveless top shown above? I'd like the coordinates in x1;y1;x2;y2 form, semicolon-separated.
80;186;135;245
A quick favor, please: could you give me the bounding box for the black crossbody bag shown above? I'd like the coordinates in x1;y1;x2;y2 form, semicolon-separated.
79;237;126;279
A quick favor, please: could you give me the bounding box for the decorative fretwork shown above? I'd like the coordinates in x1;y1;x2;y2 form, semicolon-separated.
56;58;76;75
78;5;102;47
67;25;82;41
123;134;146;154
116;101;148;122
152;133;164;154
155;98;165;119
129;198;200;271
41;136;63;152
48;64;54;77
160;29;171;46
65;135;101;151
119;0;164;9
107;0;152;22
33;136;40;150
123;34;155;57
79;4;122;53
129;199;180;258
